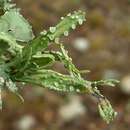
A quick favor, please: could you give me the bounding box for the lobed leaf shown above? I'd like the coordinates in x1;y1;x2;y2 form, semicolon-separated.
0;9;34;42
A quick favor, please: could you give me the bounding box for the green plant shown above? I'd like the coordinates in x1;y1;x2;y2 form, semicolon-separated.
0;0;119;123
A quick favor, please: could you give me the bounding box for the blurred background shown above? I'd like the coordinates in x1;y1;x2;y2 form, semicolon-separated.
0;0;130;130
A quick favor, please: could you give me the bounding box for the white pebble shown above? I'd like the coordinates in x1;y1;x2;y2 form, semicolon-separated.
61;17;64;20
121;75;130;94
73;37;90;52
16;115;36;130
59;95;86;121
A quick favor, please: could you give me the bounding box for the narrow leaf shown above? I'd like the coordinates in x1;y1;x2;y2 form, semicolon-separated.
24;10;86;57
0;32;22;56
31;53;55;68
98;98;117;124
15;69;92;93
46;10;86;42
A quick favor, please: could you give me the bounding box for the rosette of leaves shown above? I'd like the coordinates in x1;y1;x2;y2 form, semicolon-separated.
0;0;119;123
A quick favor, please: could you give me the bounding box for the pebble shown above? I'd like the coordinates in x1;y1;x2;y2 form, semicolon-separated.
59;95;86;121
121;75;130;94
73;37;90;52
16;115;36;130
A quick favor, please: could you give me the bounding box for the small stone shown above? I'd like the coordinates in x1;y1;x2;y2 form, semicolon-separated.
76;89;80;92
121;75;130;94
16;115;36;130
61;17;64;20
67;13;71;16
59;95;86;121
21;82;26;85
73;37;90;52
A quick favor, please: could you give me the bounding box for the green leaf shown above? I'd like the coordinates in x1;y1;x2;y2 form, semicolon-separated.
23;35;49;57
0;19;9;32
59;43;81;78
0;32;22;56
24;10;86;57
46;10;86;42
45;50;90;77
92;79;120;87
16;46;33;72
0;0;16;11
15;69;92;93
31;53;55;68
45;46;82;78
0;0;4;9
17;52;55;72
98;98;117;124
0;9;34;42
